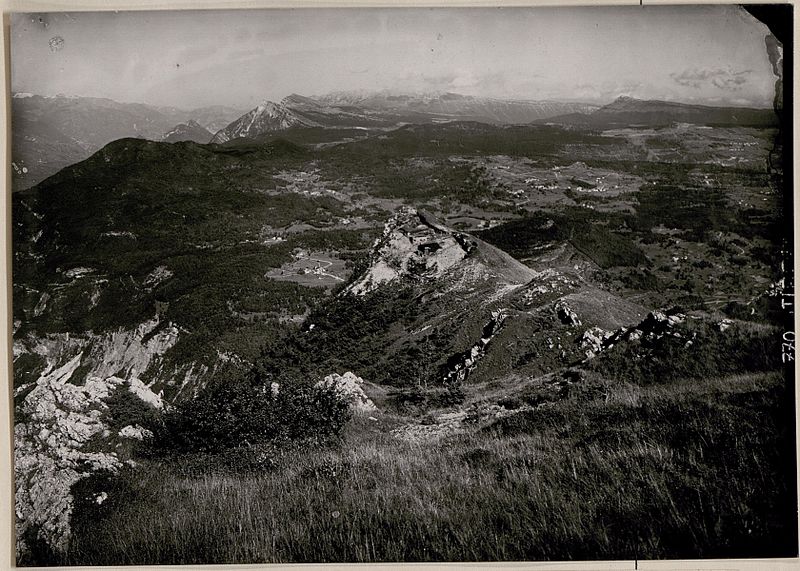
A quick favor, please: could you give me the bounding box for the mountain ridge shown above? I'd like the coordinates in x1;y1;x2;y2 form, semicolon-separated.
540;95;777;128
162;120;214;144
209;91;601;143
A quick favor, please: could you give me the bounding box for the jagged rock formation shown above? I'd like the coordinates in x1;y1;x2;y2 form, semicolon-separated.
555;301;582;326
578;309;688;359
14;316;180;394
12;315;202;559
14;360;162;556
579;326;615;360
316;372;376;413
442;310;507;385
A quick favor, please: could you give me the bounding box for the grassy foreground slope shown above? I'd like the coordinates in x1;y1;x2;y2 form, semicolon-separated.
62;371;795;565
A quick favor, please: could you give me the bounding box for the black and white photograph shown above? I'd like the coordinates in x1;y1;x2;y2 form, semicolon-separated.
8;4;797;566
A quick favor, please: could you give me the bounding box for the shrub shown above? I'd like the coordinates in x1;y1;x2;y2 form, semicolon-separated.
102;385;162;432
433;384;466;407
156;373;351;453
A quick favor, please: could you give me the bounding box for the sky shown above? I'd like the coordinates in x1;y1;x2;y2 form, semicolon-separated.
10;6;777;111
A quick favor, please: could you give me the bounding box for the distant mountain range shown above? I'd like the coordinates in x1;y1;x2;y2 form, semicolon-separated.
211;92;599;143
316;90;599;123
11;93;244;189
540;95;777;128
11;91;777;190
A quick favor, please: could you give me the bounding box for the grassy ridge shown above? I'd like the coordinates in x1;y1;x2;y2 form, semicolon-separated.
63;371;796;565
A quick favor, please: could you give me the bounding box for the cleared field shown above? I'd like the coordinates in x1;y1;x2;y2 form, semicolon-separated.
265;251;350;288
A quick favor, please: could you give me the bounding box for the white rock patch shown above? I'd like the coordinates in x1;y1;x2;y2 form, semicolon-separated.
316;372;377;413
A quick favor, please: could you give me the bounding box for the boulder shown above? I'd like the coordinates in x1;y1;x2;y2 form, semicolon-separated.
317;372;377;413
118;425;153;440
578;326;612;358
556;301;582;326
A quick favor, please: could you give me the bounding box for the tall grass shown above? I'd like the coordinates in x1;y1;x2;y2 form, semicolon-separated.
62;371;796;565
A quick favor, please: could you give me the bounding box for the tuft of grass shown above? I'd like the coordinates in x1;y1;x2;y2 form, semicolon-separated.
60;371;797;565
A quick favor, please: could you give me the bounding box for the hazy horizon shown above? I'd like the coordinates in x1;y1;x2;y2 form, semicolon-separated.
11;6;778;111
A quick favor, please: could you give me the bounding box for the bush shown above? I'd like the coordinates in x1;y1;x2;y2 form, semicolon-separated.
432;384;466;408
102;385;162;432
156;374;351;453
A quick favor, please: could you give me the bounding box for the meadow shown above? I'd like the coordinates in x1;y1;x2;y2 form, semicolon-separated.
57;369;795;565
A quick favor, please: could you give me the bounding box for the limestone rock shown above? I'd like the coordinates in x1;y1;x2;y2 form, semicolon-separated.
345;208;471;296
555;301;582;326
317;372;376;412
118;425;153;440
579;326;613;359
14;352;164;558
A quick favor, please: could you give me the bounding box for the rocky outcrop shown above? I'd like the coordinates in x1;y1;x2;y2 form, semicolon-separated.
555;301;582;326
344;208;534;300
579;326;615;359
14;317;180;391
13;315;184;559
316;372;376;413
345;208;474;296
717;318;733;332
442;310;507;385
14;359;162;557
577;309;688;360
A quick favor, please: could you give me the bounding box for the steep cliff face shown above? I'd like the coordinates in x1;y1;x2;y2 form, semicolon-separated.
14;317;179;389
12;315;195;558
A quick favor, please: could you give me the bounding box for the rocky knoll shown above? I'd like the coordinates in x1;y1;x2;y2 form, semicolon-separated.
578;309;689;360
345;207;534;297
344;207;474;296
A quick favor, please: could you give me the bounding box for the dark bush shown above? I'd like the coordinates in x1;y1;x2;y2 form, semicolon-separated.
102;385;162;432
385;387;427;413
156;374;351;453
432;384;466;407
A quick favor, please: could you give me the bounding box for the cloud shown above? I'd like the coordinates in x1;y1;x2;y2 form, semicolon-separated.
670;68;752;91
